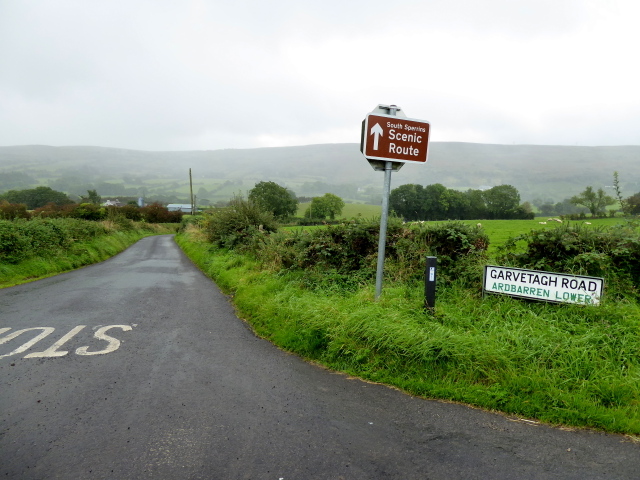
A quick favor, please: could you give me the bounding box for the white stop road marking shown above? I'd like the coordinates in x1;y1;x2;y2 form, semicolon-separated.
0;325;134;359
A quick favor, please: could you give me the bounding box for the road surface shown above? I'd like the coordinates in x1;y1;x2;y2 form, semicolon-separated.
1;235;638;479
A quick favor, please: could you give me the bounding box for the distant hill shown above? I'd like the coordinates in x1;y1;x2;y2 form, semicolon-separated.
1;143;638;204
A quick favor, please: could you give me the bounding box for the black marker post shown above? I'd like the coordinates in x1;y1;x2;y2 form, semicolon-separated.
425;256;437;312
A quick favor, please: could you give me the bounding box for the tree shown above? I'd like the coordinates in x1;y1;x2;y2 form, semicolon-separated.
305;193;345;220
538;203;555;216
626;192;640;215
483;185;521;219
570;186;615;217
613;171;631;216
322;193;345;220
465;189;488;219
306;198;325;219
81;189;101;205
391;184;490;221
554;198;587;215
0;186;72;209
389;184;425;220
520;201;533;214
423;183;449;220
441;189;471;219
248;181;298;219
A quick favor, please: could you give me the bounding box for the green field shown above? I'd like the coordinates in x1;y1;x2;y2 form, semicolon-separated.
432;217;628;252
296;202;381;218
285;215;631;253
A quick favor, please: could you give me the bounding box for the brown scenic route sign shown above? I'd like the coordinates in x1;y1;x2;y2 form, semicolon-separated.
361;113;431;164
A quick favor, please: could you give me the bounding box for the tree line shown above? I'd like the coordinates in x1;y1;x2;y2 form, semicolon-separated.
540;173;640;217
0;187;182;222
4;180;639;223
389;183;534;221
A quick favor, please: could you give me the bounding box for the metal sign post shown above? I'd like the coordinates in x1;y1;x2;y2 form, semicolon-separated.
360;104;431;300
375;158;393;300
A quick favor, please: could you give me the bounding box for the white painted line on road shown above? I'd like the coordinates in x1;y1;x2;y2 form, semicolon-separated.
25;325;86;358
76;325;133;355
0;327;55;359
0;324;134;359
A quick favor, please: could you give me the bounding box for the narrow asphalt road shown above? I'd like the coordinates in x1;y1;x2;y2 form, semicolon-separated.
1;235;638;479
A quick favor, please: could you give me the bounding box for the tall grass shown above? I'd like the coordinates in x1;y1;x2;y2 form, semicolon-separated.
176;230;640;435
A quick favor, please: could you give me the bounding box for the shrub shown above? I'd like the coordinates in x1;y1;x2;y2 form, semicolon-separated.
140;203;183;223
252;219;490;288
0;202;30;220
180;214;206;231
257;218;411;276
21;219;69;253
296;219;393;273
418;221;489;263
416;221;490;285
498;223;640;299
70;203;107;221
203;197;278;248
0;221;30;263
0;218;108;264
114;204;142;221
33;202;72;218
295;217;341;226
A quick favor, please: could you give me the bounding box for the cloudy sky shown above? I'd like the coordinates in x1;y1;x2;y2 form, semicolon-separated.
1;0;639;151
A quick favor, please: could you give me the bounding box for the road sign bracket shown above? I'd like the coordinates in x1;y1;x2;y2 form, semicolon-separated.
370;104;406;116
367;159;404;172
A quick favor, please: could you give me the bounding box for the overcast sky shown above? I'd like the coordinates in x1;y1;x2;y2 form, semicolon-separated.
1;0;639;151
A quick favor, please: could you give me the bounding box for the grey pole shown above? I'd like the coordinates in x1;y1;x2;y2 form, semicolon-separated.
189;168;194;214
374;105;398;300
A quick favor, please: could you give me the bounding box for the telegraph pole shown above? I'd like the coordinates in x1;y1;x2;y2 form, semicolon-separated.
189;168;194;215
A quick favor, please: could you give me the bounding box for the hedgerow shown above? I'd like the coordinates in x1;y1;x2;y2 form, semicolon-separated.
0;218;107;263
498;221;640;299
29;202;181;223
202;207;490;289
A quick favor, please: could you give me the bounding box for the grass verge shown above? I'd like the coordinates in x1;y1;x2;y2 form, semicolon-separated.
176;232;640;435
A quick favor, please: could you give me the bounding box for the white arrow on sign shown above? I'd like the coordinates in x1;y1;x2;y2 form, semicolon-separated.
370;123;383;150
